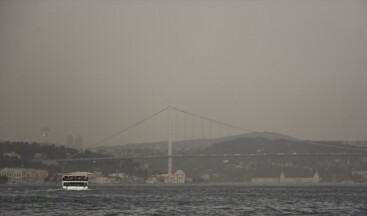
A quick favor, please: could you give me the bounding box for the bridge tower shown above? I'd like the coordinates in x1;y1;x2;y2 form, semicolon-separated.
168;106;172;175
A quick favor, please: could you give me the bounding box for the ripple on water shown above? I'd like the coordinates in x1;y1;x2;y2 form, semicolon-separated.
1;185;367;215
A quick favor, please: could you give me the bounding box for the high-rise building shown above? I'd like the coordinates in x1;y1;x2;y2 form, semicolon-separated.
65;135;74;147
75;135;83;150
65;135;83;150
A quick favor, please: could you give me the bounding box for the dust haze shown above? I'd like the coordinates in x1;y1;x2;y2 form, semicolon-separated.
1;0;367;146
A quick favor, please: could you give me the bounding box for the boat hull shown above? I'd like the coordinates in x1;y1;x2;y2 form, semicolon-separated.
62;186;88;191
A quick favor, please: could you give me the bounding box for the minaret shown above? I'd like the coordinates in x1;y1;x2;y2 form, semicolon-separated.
314;170;320;183
280;169;285;183
167;106;172;175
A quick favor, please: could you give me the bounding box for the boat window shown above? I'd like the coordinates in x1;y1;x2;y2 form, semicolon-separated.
62;176;88;181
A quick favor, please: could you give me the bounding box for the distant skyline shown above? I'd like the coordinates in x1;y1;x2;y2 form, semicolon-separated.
1;0;367;145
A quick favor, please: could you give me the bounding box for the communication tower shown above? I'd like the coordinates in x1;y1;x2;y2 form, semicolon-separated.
42;127;50;144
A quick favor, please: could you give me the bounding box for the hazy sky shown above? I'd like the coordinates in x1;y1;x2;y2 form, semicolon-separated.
1;0;367;145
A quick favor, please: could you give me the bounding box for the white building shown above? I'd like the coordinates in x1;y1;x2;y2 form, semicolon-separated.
3;152;21;160
279;170;320;183
93;176;112;184
161;170;186;184
251;170;320;184
352;170;367;180
0;168;48;184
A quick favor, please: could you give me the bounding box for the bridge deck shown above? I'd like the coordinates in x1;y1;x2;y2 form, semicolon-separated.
57;153;367;162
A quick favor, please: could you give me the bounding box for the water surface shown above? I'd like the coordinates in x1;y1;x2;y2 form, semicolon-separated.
1;185;366;215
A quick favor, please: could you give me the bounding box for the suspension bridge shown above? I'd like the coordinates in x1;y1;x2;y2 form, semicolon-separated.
57;106;367;177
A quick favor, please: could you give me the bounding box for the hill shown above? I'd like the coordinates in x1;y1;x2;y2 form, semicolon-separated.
200;137;367;155
0;141;154;180
0;141;104;162
96;136;367;183
95;131;297;156
0;141;108;178
173;137;367;183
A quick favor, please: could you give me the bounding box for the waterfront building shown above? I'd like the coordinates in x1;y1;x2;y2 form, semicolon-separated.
251;170;320;184
161;170;186;184
93;176;112;184
279;170;320;183
200;174;210;182
145;176;159;184
0;168;48;184
0;168;23;183
352;170;367;180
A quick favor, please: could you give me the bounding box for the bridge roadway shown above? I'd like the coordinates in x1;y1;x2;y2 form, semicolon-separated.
56;153;367;162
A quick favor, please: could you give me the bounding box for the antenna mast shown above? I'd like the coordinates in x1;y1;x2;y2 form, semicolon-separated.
42;127;50;144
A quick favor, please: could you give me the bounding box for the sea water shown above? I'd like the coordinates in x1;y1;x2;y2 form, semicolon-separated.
0;185;366;215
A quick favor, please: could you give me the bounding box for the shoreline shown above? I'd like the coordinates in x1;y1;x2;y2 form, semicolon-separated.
1;182;367;187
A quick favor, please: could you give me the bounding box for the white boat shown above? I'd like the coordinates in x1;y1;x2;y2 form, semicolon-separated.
62;175;88;190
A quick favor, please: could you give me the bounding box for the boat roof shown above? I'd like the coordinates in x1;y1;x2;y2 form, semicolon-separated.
64;171;93;176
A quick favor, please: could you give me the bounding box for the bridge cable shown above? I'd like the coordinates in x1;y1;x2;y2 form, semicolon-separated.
171;106;253;133
171;107;367;152
69;106;169;158
70;106;367;160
